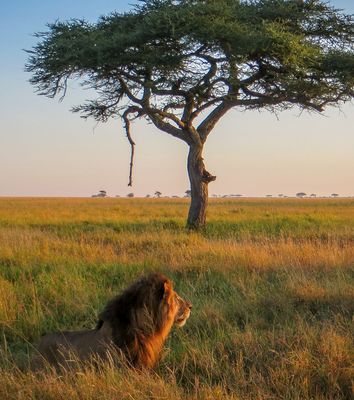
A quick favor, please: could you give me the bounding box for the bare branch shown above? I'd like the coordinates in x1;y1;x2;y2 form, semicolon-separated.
241;85;278;100
148;107;186;130
197;101;234;142
194;54;219;90
147;112;191;143
118;78;143;105
190;97;225;121
163;102;185;112
182;94;195;125
122;106;142;186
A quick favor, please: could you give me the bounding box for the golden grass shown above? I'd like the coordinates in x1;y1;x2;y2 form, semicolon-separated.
0;197;353;399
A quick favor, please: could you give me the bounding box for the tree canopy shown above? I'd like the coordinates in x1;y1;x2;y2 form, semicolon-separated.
26;0;354;227
27;0;354;117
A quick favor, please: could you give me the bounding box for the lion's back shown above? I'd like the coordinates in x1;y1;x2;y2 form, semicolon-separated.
33;329;108;368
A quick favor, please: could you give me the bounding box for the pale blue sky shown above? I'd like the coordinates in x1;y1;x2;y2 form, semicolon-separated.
0;0;353;197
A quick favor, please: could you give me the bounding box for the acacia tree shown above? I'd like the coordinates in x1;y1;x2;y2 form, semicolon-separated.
26;0;354;229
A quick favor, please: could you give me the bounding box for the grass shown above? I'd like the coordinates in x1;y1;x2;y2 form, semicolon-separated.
0;197;353;399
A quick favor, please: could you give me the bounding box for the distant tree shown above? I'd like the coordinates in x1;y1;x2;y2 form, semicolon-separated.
278;194;284;197
185;190;192;198
154;191;162;198
331;193;339;197
266;195;273;198
146;194;151;198
92;190;107;198
296;192;307;198
310;193;317;197
26;0;354;229
127;193;134;198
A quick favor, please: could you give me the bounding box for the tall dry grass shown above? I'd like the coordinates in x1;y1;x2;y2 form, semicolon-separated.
0;197;353;399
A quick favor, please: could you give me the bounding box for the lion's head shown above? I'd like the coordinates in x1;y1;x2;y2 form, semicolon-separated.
174;292;192;327
34;273;191;370
97;273;192;368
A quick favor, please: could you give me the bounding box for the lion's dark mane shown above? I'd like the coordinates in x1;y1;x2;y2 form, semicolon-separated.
95;273;170;367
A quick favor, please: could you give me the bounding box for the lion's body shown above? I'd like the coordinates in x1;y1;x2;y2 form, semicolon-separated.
35;322;114;366
33;273;191;370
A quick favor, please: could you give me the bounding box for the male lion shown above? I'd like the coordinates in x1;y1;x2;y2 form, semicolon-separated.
33;273;191;369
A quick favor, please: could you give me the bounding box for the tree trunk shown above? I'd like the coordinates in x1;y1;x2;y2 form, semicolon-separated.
187;144;216;230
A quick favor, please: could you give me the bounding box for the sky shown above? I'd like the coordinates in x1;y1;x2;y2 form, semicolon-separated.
0;0;353;198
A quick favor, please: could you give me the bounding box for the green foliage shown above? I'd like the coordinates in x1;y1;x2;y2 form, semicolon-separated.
26;0;354;125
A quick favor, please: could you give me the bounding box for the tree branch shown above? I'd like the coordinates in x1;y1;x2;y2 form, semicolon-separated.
118;77;143;105
147;107;186;130
147;112;191;143
190;97;225;121
181;94;195;125
197;101;234;142
122;106;142;186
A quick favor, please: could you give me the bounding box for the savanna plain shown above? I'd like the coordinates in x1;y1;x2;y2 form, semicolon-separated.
0;197;353;400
